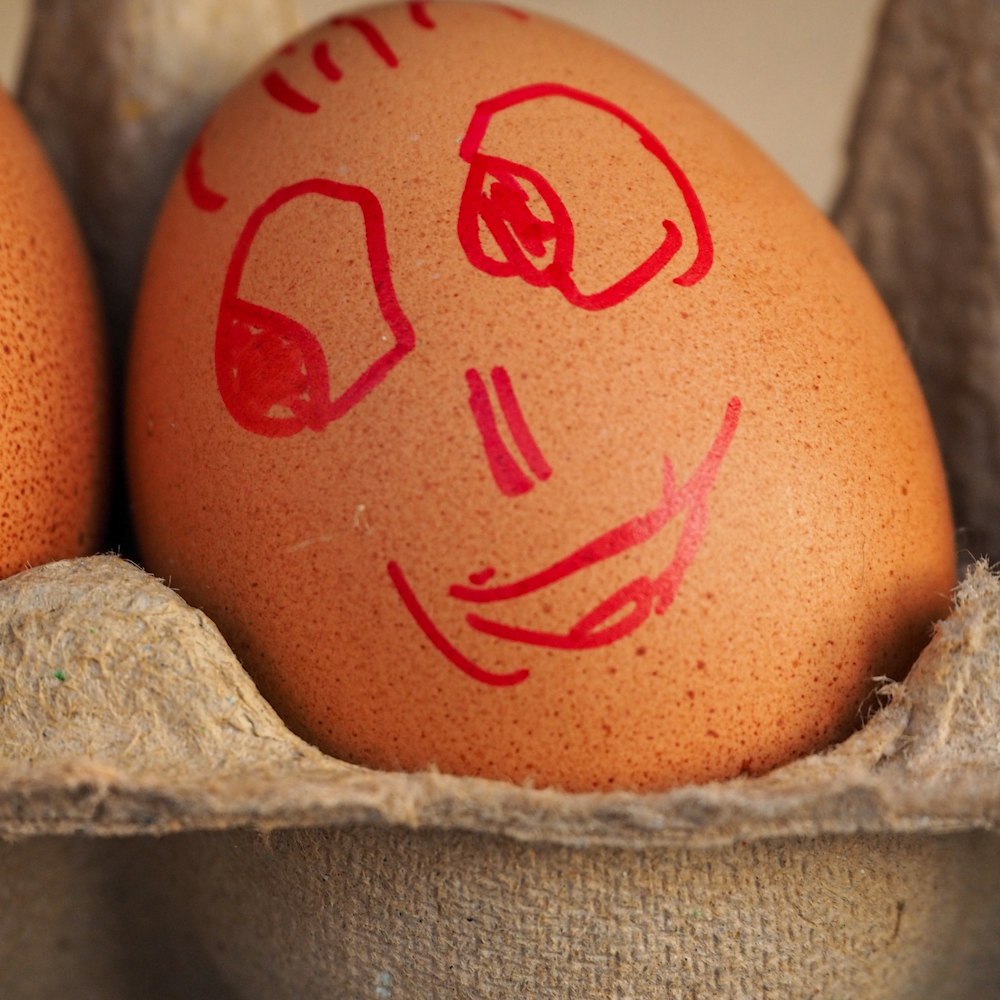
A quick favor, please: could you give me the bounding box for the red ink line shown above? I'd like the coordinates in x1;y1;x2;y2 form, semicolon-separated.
312;40;343;81
643;133;713;286
486;170;557;259
491;367;552;482
460;158;567;287
408;2;435;28
469;567;497;585
216;179;414;437
493;4;529;18
564;222;683;310
391;399;741;681
451;465;675;603
460;397;741;650
183;134;227;212
387;561;530;687
457;82;712;306
215;299;331;436
332;16;399;67
466;368;534;497
451;397;741;606
262;70;320;113
467;577;652;650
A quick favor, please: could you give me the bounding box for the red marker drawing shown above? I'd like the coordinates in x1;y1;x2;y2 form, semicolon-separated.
458;82;713;308
466;366;551;497
312;41;343;82
388;562;531;687
254;3;526;117
184;133;227;212
262;69;320;114
468;567;497;586
389;396;741;685
408;2;436;29
492;4;529;19
331;16;399;67
261;13;403;111
215;178;414;437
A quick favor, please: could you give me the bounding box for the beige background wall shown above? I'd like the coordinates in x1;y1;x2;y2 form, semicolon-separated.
0;0;881;209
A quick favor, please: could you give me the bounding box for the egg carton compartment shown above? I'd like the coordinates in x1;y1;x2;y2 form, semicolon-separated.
0;554;998;999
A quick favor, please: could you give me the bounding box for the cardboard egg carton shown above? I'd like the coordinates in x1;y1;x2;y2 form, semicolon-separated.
3;0;1000;997
0;554;998;998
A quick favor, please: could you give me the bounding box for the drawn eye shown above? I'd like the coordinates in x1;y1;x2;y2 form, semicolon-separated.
457;83;713;310
459;156;571;287
215;179;414;437
215;298;330;437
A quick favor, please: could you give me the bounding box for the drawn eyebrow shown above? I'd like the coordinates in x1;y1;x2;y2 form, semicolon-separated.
259;3;531;116
260;14;404;114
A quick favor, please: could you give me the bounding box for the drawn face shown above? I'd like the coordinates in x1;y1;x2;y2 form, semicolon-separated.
189;5;737;692
130;0;957;791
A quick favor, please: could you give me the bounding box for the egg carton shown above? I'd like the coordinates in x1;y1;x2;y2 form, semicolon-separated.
0;553;998;999
4;0;1000;997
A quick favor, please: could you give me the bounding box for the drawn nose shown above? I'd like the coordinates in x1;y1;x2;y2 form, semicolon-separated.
465;366;552;497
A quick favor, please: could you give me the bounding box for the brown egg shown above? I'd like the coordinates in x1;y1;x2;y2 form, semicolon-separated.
126;2;954;792
0;88;107;579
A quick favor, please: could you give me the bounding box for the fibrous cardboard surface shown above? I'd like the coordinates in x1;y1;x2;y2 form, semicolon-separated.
1;554;996;997
834;0;1000;564
1;554;997;847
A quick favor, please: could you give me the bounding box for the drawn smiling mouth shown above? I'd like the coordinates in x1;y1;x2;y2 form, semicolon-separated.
388;397;741;687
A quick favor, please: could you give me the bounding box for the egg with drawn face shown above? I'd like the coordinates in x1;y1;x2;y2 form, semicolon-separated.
127;1;955;792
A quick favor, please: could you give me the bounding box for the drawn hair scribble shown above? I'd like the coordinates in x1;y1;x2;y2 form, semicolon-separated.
183;4;532;210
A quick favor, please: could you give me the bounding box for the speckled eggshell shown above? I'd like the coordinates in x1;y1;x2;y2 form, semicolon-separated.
0;89;107;579
126;1;955;792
